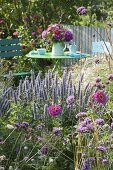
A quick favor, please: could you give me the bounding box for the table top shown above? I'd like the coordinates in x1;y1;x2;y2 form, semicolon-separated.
26;51;88;59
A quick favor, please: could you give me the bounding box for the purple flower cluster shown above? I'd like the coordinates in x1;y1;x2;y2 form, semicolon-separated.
96;145;106;152
41;23;73;43
108;74;113;80
52;127;61;136
48;104;62;117
76;112;87;119
82;159;90;170
77;6;87;15
77;117;94;133
93;91;108;104
15;122;29;129
66;95;75;105
95;118;105;125
41;145;48;155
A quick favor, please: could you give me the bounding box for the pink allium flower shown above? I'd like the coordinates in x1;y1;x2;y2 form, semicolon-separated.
66;95;75;105
21;45;26;49
111;122;113;128
77;6;87;15
48;104;62;116
42;30;48;39
0;19;5;24
93;91;108;104
13;32;18;36
31;32;36;36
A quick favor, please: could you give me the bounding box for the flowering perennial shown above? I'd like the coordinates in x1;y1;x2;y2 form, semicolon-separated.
48;104;62;116
42;23;73;44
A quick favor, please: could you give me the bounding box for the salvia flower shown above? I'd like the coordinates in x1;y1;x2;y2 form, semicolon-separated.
82;159;90;170
93;91;108;104
48;104;62;116
97;146;106;152
23;16;30;21
66;95;75;105
95;118;105;125
41;145;48;155
77;6;87;15
13;32;18;36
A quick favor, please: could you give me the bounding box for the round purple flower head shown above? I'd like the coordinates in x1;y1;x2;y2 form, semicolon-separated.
108;74;113;80
64;30;73;42
37;124;44;130
102;158;108;164
93;91;108;104
76;112;87;119
66;95;75;105
41;145;48;155
82;159;90;170
48;104;62;116
77;6;87;15
95;77;101;83
23;16;29;21
95;118;105;125
97;146;106;152
52;127;61;136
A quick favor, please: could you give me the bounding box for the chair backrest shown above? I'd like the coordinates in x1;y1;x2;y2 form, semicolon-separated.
0;39;23;58
92;41;112;55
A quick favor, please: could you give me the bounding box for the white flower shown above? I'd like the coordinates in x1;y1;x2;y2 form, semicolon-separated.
6;124;14;130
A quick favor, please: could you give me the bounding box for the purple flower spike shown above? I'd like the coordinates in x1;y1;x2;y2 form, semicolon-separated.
82;159;90;170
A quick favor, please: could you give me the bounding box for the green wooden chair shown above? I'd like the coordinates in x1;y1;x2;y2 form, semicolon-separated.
0;38;31;77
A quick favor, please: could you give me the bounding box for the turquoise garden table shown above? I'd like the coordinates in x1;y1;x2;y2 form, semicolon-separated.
26;51;88;71
26;51;87;59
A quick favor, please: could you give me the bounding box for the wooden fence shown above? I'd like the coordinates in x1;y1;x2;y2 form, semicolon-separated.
63;25;113;66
